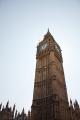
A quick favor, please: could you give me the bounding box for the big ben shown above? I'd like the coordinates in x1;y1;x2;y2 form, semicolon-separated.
31;29;69;120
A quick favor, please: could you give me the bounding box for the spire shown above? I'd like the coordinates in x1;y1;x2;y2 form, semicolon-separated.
70;99;72;105
44;28;54;40
6;100;9;109
48;28;49;33
0;103;2;110
45;28;51;36
47;28;51;34
13;104;16;113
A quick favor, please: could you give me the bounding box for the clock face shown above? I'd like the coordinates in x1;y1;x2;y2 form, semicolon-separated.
40;43;48;50
55;44;60;53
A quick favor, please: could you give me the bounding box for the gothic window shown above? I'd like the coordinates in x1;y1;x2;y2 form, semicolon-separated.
41;80;46;97
48;80;52;95
54;102;59;119
43;68;46;80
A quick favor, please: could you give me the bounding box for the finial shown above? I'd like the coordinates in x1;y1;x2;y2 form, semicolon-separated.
15;110;17;118
70;99;72;105
28;111;31;117
22;108;24;114
6;100;9;109
13;104;16;113
44;28;51;38
47;28;49;33
0;103;2;110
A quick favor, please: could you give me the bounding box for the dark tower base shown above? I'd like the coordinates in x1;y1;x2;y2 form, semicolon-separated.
32;95;60;120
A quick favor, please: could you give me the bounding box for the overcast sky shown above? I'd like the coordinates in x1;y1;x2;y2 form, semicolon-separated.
0;0;80;113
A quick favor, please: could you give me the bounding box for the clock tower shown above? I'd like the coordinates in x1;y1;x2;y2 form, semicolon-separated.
31;30;69;120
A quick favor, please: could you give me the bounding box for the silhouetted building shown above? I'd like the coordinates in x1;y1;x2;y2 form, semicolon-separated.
0;101;15;120
0;30;80;120
69;99;80;120
0;102;29;120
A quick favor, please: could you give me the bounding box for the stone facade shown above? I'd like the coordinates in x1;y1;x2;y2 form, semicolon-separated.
0;30;80;120
31;30;80;120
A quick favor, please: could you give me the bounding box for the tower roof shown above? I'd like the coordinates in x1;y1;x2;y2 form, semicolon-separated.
44;28;53;38
47;28;51;35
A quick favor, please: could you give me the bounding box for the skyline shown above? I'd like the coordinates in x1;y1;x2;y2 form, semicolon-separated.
0;0;80;112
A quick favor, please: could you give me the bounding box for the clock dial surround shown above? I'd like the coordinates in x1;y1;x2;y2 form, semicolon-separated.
40;43;48;51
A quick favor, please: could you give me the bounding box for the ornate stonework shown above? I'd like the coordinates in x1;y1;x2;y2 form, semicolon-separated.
0;30;80;120
31;30;68;120
31;30;80;120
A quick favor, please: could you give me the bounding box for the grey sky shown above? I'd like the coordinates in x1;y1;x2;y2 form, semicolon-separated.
0;0;80;112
